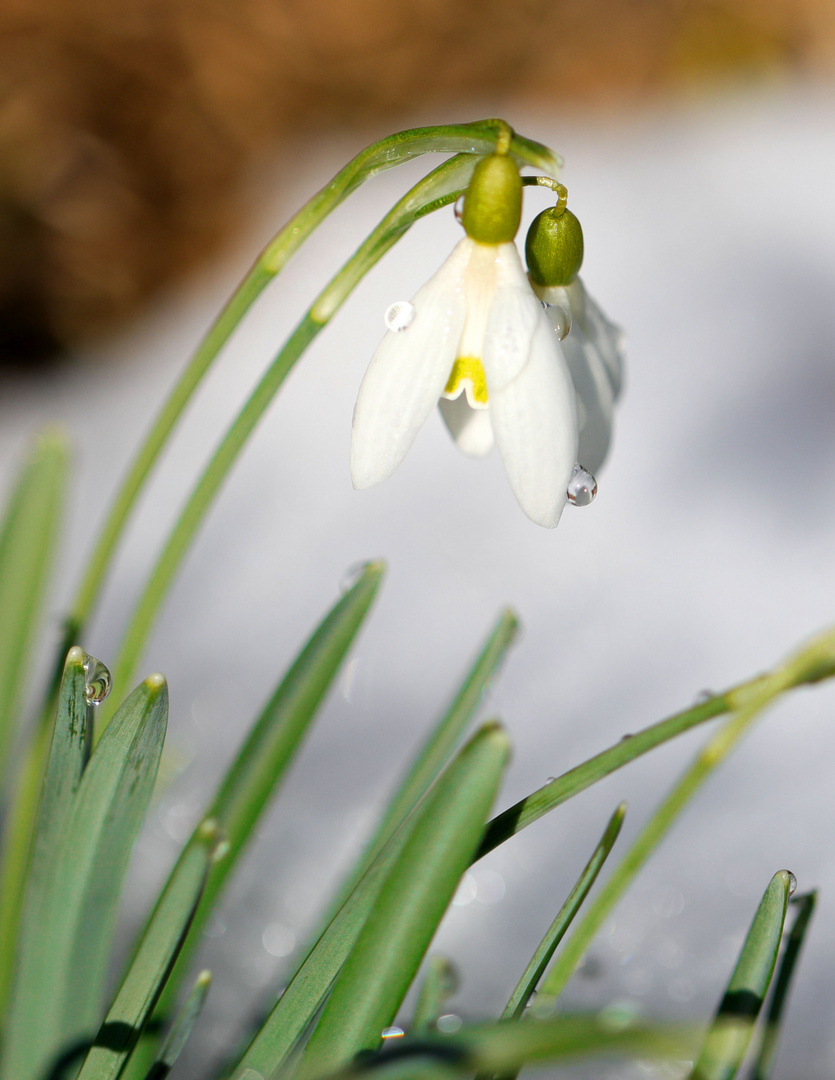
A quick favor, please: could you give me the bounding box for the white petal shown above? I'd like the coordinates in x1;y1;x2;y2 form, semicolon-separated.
562;332;615;474
489;312;578;528
481;244;541;390
565;278;625;400
351;240;470;489
438;394;494;456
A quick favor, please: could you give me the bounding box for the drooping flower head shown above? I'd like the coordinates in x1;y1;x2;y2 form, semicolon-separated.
351;138;622;527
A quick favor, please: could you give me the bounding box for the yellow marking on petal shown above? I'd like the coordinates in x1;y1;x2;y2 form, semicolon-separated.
443;356;489;408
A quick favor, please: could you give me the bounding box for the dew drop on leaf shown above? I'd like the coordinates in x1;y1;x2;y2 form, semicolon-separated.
83;653;112;705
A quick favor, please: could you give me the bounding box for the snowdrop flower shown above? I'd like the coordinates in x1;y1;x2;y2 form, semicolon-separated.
351;149;579;528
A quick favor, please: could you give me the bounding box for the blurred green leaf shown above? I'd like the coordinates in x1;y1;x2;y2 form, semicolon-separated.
536;661;807;1005
1;675;168;1080
332;609;518;910
30;648;91;875
412;957;460;1036
0;648;90;1030
749;890;816;1080
503;804;625;1023
122;565;383;1079
0;431;67;779
478;627;835;860
229;615;514;1077
75;827;216;1080
145;971;212;1080
690;871;792;1080
341;1015;694;1080
297;723;510;1078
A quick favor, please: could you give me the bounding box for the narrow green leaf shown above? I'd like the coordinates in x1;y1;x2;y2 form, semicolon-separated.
30;647;91;876
536;663;806;1006
0;430;67;779
331;609;518;910
75;826;217;1080
230;614;515;1079
298;722;511;1078
477;626;835;859
229;816;411;1078
122;565;383;1080
749;891;816;1080
412;958;460;1036
340;1016;693;1080
146;970;212;1080
0;648;90;1034
503;804;625;1022
1;675;168;1080
690;871;793;1080
180;562;382;970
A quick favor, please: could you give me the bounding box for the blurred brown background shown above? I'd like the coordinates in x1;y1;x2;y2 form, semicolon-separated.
1;0;832;364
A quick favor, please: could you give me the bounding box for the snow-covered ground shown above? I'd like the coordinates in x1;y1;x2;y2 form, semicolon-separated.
2;85;835;1078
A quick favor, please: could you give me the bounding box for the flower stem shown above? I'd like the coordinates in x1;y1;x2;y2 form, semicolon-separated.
102;151;495;721
68;120;559;643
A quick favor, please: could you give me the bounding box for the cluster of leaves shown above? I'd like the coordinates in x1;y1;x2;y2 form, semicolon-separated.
0;120;833;1080
0;434;832;1080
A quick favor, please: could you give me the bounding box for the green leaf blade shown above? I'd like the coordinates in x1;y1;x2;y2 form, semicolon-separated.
690;870;793;1080
504;803;626;1022
75;827;216;1080
1;675;168;1080
0;431;68;780
123;564;383;1074
298;722;511;1078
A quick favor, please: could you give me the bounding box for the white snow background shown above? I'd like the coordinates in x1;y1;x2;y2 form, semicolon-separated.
2;85;835;1078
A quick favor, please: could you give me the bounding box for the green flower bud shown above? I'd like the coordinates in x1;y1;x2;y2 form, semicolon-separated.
461;153;522;245
525;207;584;286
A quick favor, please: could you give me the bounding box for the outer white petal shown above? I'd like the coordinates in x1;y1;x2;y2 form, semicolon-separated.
562;332;615;474
481;243;540;390
565;278;625;400
351;240;470;488
489;312;578;528
438;394;494;456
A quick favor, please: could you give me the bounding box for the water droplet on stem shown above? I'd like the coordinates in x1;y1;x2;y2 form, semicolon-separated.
83;654;112;705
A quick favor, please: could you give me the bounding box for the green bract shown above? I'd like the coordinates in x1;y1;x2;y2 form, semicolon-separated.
525;206;584;286
461;153;523;244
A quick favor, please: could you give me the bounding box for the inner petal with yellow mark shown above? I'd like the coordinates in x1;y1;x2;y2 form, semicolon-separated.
442;356;489;409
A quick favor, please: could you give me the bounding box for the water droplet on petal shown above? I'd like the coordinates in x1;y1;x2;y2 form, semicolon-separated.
787;871;797;896
83;653;112;705
566;464;597;507
436;1013;462;1034
384;301;415;332
453;194;465;224
541;301;571;340
381;1026;405;1039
